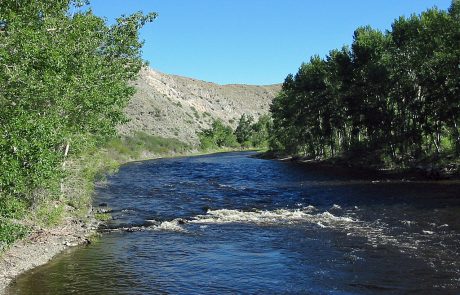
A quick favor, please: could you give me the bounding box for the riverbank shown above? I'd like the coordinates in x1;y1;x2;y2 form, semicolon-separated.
0;143;253;294
0;135;176;294
7;151;460;294
257;151;460;181
0;213;99;294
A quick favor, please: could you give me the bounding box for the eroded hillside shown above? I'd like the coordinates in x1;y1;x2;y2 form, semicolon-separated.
118;68;281;144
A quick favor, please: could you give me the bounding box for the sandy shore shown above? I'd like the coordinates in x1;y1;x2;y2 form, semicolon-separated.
0;216;99;294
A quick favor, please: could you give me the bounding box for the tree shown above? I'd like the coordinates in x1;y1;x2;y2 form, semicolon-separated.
251;115;272;148
269;2;459;167
350;26;392;157
198;120;238;150
0;1;156;201
234;114;254;147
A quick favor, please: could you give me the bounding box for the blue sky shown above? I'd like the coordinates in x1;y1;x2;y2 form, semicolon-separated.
89;0;452;85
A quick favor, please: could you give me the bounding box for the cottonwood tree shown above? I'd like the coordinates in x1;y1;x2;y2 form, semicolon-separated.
269;1;459;165
0;0;156;200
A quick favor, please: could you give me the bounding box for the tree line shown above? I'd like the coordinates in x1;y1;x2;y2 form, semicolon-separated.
269;1;460;167
199;114;271;150
0;1;155;210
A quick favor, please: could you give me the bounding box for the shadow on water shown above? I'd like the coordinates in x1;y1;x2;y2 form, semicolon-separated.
7;152;460;294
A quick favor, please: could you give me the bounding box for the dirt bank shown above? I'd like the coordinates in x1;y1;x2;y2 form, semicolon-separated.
0;215;99;294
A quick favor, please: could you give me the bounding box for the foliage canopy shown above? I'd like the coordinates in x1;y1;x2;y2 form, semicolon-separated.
270;1;460;168
0;1;156;202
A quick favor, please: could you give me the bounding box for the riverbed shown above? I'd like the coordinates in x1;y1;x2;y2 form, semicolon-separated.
7;152;460;294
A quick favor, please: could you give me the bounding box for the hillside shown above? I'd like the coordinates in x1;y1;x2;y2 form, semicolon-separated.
118;68;281;144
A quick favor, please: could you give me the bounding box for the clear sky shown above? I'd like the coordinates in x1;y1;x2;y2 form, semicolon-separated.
88;0;452;85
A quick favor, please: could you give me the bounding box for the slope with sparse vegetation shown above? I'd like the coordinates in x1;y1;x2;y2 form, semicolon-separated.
119;67;280;144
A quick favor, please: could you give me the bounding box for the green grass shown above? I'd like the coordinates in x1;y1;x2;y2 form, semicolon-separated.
105;132;190;161
94;213;112;221
0;196;30;252
0;196;27;219
0;131;250;252
35;203;65;227
0;221;29;252
60;132;191;221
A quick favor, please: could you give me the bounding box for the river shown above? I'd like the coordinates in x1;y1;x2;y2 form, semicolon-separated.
6;152;460;294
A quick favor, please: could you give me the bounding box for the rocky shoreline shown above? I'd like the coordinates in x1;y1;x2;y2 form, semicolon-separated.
0;214;99;294
0;151;242;294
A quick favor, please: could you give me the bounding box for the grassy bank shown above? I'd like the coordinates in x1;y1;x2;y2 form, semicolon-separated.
0;132;193;252
0;131;255;252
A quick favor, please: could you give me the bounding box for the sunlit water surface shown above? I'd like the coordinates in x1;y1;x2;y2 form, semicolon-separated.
7;152;460;294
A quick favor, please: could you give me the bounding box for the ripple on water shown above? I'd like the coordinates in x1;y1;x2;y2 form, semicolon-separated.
7;152;460;294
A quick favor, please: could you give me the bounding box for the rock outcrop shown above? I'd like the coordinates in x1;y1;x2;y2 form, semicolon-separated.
118;68;281;144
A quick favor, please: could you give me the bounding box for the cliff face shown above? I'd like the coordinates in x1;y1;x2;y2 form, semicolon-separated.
118;68;281;144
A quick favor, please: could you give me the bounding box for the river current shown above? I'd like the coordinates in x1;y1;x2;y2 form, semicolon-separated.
7;152;460;294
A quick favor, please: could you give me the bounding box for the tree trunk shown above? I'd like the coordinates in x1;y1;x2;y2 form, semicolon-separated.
61;141;70;194
433;132;441;155
62;141;70;168
452;121;460;156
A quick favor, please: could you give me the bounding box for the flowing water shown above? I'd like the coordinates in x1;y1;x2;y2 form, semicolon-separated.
7;152;460;294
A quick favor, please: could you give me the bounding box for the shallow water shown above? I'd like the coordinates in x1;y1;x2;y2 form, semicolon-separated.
7;152;460;294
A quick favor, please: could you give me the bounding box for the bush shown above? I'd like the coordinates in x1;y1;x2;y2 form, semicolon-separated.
199;120;238;150
107;132;190;159
234;114;272;148
0;221;29;252
0;196;27;219
0;1;156;247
